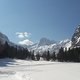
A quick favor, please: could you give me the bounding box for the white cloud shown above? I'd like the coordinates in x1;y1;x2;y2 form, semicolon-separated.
18;39;33;46
16;32;31;39
16;32;33;45
18;34;24;38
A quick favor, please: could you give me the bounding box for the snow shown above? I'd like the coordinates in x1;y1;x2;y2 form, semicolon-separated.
0;58;80;80
28;39;71;54
65;41;72;50
76;37;80;44
0;31;71;54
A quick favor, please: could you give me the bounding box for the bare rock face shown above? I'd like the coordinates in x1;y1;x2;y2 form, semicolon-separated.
0;32;9;45
38;37;56;47
0;32;9;54
71;25;80;47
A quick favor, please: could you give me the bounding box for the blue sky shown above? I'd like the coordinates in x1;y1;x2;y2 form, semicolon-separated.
0;0;80;45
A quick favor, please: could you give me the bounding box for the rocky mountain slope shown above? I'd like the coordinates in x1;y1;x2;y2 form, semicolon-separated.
28;38;71;54
71;25;80;47
38;37;56;47
0;32;9;45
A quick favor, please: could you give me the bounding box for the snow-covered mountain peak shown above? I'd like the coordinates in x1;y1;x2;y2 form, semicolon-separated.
28;38;71;54
38;37;56;47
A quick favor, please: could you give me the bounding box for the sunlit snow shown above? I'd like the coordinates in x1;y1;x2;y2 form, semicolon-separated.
0;58;80;80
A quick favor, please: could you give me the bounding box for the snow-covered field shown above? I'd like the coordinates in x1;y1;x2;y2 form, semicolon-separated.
0;58;80;80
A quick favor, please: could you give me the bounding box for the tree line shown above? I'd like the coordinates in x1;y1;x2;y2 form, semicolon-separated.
30;47;80;62
0;41;35;60
57;47;80;62
0;41;80;62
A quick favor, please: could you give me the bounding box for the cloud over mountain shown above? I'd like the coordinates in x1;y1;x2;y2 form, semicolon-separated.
16;32;33;45
16;32;31;39
18;39;33;45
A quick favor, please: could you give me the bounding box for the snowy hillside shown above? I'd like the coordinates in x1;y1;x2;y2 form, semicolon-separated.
0;58;80;80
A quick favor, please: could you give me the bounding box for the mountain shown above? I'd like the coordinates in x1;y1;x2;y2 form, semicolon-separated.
28;25;80;54
38;37;56;47
0;24;80;55
71;25;80;47
28;38;71;54
0;32;9;44
0;32;30;59
0;32;27;51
